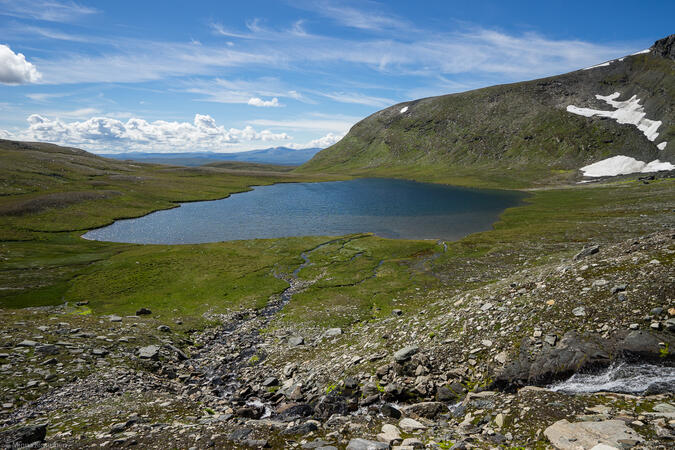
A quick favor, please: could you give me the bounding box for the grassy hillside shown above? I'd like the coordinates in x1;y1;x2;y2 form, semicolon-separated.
300;37;675;188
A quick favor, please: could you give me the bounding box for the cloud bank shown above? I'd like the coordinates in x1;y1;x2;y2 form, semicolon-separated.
0;44;41;84
5;114;291;153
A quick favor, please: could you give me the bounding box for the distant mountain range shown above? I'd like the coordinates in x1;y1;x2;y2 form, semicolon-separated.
105;146;322;166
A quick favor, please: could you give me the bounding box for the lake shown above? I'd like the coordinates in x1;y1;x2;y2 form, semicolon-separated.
83;178;525;244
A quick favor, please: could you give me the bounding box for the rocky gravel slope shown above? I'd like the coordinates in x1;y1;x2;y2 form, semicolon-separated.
1;229;673;449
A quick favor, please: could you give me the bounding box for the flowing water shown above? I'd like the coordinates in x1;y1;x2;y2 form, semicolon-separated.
548;362;675;395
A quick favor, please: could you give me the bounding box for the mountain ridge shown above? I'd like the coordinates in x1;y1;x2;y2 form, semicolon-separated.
105;146;321;166
299;35;675;187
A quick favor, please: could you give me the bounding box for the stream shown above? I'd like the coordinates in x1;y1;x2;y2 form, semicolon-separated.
549;362;675;395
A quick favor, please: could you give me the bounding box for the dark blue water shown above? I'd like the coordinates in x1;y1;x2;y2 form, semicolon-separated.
83;178;525;244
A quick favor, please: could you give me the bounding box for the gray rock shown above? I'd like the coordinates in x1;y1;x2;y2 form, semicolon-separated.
110;422;127;433
157;325;171;333
282;421;318;436
288;336;304;347
377;424;401;445
617;292;628;302
136;307;152;315
35;344;59;355
544;419;641;449
611;284;627;294
544;335;558;346
572;306;586;317
494;331;610;388
0;423;47;448
381;403;401;419
651;307;664;316
262;376;279;387
315;395;348;420
392;309;403;316
346;438;389;450
323;328;342;338
398;417;427;432
393;345;419;362
17;340;37;347
92;348;109;357
138;345;159;360
665;318;675;332
109;315;122;322
403;401;446;419
574;245;599;260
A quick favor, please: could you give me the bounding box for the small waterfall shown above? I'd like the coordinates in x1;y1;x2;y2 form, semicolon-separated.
549;362;675;395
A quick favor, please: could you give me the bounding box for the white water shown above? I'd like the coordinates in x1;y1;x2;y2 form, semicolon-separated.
549;363;675;394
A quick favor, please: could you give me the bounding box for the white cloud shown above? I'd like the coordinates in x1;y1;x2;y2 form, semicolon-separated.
4;113;291;153
317;91;394;107
248;116;358;133
247;97;282;107
0;44;41;84
0;0;97;22
300;132;345;148
292;0;411;32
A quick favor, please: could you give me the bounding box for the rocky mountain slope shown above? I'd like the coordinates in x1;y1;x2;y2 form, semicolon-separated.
300;35;675;187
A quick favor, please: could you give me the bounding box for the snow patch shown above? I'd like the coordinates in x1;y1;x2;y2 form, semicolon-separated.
400;106;408;114
657;142;667;150
580;155;674;177
583;61;611;70
567;92;662;142
631;49;650;55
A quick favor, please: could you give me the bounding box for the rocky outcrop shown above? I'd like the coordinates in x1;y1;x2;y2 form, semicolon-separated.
494;329;674;389
544;419;642;449
653;34;675;60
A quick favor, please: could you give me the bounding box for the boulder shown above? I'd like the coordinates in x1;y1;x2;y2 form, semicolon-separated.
494;331;610;388
394;345;419;362
346;438;389;450
403;401;446;419
136;307;152;315
314;395;348;420
574;245;599;260
138;345;159;360
381;403;401;419
377;424;401;444
544;419;641;449
0;423;47;448
288;336;305;347
398;417;427;432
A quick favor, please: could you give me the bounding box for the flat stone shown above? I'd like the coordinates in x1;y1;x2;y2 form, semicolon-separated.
35;344;59;355
574;245;599;260
157;325;171;332
572;307;586;317
544;419;641;450
377;424;401;444
393;345;419;362
288;336;304;347
138;345;159;360
92;348;109;357
109;315;122;322
323;328;342;338
17;340;38;347
401;438;424;449
346;438;389;450
399;417;427;432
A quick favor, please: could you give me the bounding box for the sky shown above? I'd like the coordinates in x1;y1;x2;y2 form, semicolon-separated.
0;0;672;154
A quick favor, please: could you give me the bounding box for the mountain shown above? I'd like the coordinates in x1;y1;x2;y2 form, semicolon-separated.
106;146;322;166
300;35;675;187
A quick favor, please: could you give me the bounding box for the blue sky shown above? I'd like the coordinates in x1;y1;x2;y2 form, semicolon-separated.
0;0;672;153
